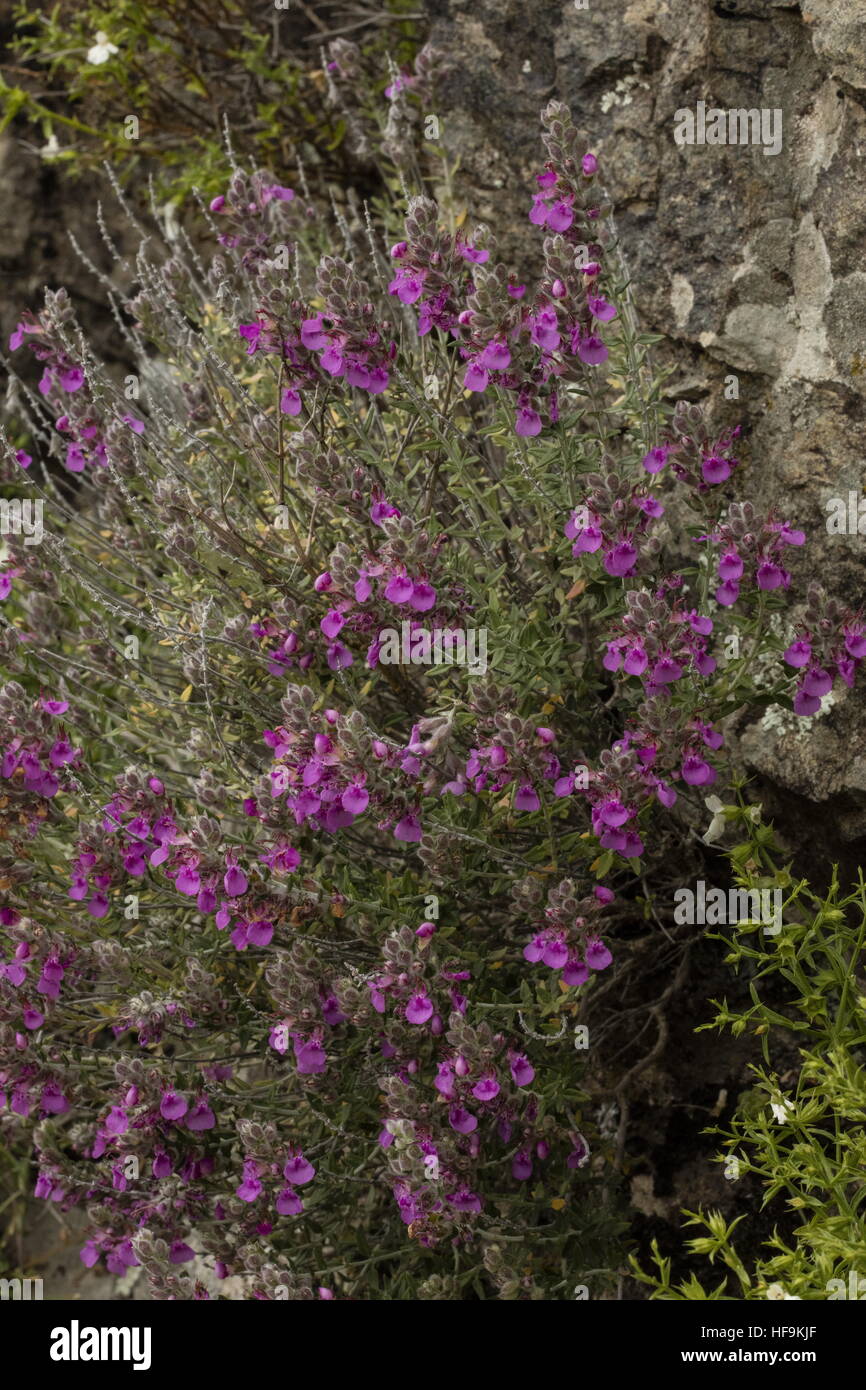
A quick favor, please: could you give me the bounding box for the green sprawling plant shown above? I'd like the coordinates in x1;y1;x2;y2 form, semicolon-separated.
3;0;420;199
633;811;866;1300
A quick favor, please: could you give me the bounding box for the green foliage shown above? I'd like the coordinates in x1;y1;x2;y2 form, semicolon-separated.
632;810;866;1300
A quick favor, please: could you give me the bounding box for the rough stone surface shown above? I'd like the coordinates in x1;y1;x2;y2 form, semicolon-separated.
426;0;866;858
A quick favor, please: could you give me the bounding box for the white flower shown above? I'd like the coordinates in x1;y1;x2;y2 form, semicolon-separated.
723;1154;741;1181
766;1283;801;1300
770;1097;794;1123
87;32;119;66
40;133;62;159
702;795;727;845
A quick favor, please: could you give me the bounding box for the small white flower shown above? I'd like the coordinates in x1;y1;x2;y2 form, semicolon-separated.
723;1154;741;1181
40;133;62;159
766;1283;801;1300
703;795;727;845
87;32;119;66
770;1097;794;1123
522;60;532;74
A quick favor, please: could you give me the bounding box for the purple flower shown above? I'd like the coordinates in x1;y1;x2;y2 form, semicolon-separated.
512;1150;533;1180
341;782;369;815
446;1187;482;1213
509;1054;535;1087
756;560;784;591
448;1105;478;1134
186;1100;215;1131
479;341;511;370
160;1091;188;1121
546;200;574;232
567;1134;590;1169
603;540;638;577
702;454;732;484
515;406;542;437
585;938;613;971
236;1160;263;1203
223;863;248;897
563;957;589;987
680;755;715;786
514;782;540;812
105;1106;128;1135
385;572;414;604
410;581;436;612
793;689;822;717
801;666;832;697
276;1188;304;1216
576;334;608;365
283;1152;316;1185
394;813;422;842
294;1036;327;1075
471;1074;500;1102
326;640;354;670
463;362;489;392
405;992;434;1025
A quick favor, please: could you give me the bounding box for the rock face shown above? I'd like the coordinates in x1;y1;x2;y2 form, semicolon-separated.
427;0;866;858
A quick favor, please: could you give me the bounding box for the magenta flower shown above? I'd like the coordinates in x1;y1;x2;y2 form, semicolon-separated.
405;992;434;1025
105;1106;128;1135
223;863;248;897
410;581;436;612
463;362;489;392
394;813;422;842
326;640;354;670
680;755;716;786
577;334;608;365
186;1100;215;1131
276;1188;304;1216
446;1187;482;1213
512;1150;533;1180
385;572;414;604
756;560;784;590
160;1091;188;1121
284;1152;316;1185
514;782;540;812
448;1105;478;1134
509;1054;535;1087
236;1160;263;1202
801;666;832;697
515;406;542;437
585;938;613;971
341;782;369;815
563;958;589;987
472;1074;500;1102
294;1036;327;1075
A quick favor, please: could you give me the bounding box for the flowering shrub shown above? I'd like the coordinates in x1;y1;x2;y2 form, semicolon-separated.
0;92;861;1300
